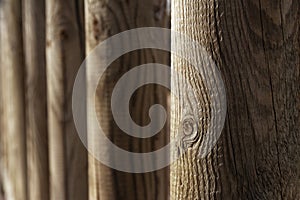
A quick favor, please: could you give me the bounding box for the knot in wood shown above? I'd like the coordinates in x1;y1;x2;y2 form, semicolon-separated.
180;115;199;149
182;117;196;136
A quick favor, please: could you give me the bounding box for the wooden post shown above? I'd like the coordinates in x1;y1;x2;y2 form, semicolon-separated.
85;0;170;199
23;0;49;199
46;0;87;200
171;0;300;199
0;0;27;199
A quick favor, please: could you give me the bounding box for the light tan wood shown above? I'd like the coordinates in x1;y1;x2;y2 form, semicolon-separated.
171;0;300;199
85;2;114;199
0;0;27;200
85;0;170;199
46;0;87;200
171;1;219;199
23;1;49;200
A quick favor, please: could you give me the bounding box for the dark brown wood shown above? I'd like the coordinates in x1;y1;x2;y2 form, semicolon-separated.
171;0;300;199
23;0;49;199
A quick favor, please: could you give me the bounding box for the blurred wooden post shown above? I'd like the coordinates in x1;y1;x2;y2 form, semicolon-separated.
46;0;87;200
85;0;170;199
23;0;49;199
0;0;27;199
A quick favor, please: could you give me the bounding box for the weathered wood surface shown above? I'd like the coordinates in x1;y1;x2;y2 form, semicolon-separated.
85;0;170;199
171;0;300;199
46;0;87;200
0;0;27;200
23;0;49;199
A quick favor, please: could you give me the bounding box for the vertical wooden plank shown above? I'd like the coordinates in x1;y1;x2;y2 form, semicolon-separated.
85;2;112;199
0;0;27;199
46;0;87;200
23;1;49;200
85;0;170;199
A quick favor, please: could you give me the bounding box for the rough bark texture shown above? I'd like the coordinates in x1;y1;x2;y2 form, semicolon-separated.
0;0;27;200
46;0;88;200
171;0;300;199
85;0;170;199
23;0;49;200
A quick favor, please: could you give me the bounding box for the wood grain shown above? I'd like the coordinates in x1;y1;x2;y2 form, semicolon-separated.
85;0;170;199
0;0;27;199
46;0;87;200
23;0;49;199
171;0;221;199
171;0;300;199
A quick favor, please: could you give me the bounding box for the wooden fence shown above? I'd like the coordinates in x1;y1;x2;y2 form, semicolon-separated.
0;0;299;200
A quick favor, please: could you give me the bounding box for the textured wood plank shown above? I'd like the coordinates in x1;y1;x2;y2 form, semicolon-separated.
0;0;27;199
85;0;170;199
171;0;300;199
46;0;87;200
23;1;49;200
